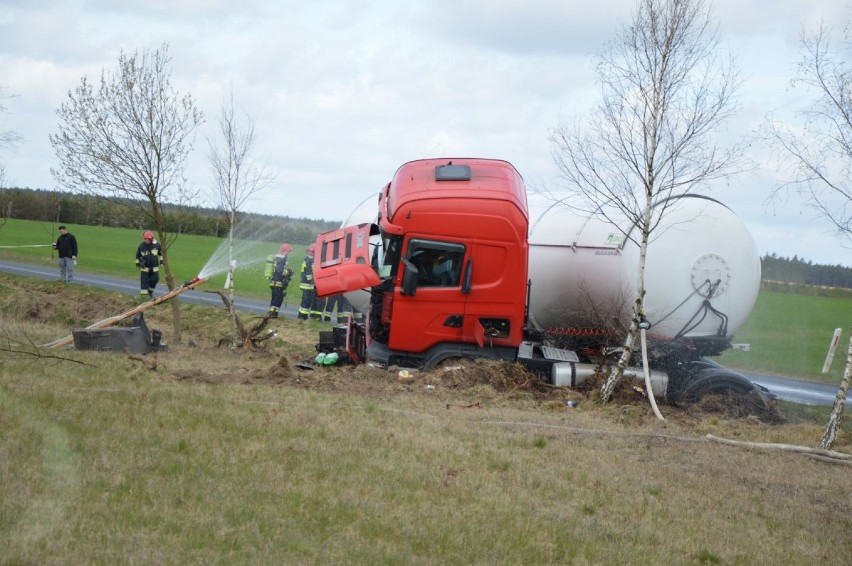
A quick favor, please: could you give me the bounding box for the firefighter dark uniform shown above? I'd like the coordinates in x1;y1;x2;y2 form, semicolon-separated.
135;231;162;297
266;243;294;318
322;293;354;324
298;244;322;320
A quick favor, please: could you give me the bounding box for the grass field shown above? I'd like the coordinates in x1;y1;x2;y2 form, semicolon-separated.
717;291;852;383
0;218;307;304
0;275;850;564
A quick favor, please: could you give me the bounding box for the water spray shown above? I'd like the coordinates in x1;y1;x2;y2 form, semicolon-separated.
196;225;282;280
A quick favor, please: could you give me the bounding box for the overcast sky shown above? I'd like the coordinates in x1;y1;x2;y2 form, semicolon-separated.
1;0;849;265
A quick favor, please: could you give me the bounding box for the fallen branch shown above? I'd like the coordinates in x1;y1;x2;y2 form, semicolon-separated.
127;351;158;371
2;332;95;366
706;434;851;465
447;402;483;410
208;289;276;351
2;345;94;365
805;454;852;466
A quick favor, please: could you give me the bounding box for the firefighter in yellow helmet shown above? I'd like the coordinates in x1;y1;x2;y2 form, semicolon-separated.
135;231;162;298
265;243;294;318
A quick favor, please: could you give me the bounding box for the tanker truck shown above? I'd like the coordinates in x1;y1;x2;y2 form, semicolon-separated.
312;158;774;409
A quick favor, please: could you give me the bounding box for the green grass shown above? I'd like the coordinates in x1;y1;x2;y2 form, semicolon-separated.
0;218;307;304
1;355;849;564
0;274;850;564
719;290;852;383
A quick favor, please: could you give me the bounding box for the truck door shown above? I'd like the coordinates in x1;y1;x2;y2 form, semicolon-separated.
313;223;380;297
389;238;467;353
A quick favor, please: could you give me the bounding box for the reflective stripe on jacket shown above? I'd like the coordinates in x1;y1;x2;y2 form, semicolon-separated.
299;255;315;290
267;254;293;288
136;241;162;271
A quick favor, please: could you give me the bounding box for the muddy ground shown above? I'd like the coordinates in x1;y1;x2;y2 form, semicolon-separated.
172;354;583;403
169;352;782;424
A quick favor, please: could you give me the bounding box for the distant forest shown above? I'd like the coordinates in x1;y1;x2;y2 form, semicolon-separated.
0;187;339;245
761;253;852;289
2;188;851;287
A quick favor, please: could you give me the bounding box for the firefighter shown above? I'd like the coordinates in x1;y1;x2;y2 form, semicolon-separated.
298;243;322;320
322;293;354;324
135;231;162;298
265;243;294;318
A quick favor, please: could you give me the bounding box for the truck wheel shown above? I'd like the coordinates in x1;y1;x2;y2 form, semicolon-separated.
681;367;783;423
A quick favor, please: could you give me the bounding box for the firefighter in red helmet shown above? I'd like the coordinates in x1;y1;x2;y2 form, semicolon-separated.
264;243;294;318
298;243;321;320
135;230;162;298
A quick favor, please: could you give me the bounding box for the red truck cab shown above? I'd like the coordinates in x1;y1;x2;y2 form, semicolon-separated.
313;158;529;368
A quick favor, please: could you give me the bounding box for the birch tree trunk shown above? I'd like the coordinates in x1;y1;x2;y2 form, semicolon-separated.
819;327;851;450
601;199;652;403
227;219;241;349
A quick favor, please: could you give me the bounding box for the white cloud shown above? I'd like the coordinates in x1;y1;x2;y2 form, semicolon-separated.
0;0;850;265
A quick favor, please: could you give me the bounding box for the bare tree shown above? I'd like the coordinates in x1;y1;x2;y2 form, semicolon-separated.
550;0;744;403
50;44;203;342
764;20;851;448
765;21;852;245
0;86;22;173
0;86;23;229
207;85;274;348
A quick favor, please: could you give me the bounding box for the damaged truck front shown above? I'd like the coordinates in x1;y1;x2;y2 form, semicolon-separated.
313;158;530;370
311;158;777;415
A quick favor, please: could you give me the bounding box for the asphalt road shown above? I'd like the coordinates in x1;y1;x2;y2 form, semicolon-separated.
1;258;848;407
743;372;849;408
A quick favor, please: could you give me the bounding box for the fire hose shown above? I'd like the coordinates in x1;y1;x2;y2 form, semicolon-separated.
639;315;665;421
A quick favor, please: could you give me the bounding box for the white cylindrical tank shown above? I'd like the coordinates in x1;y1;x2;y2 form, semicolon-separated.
341;192;379;227
340;193;380;313
527;193;761;340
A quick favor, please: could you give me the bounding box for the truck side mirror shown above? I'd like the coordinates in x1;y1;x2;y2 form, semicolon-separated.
462;258;473;294
401;257;418;296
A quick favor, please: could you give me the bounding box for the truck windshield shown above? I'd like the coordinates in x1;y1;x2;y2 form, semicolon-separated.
378;231;402;280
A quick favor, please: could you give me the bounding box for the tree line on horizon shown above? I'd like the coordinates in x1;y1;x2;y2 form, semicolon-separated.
4;186;852;288
761;253;852;289
0;187;339;245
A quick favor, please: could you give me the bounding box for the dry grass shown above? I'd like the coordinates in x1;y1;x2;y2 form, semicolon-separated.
1;273;850;565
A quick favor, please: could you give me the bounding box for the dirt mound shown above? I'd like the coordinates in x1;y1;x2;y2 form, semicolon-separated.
436;359;541;391
169;356;575;405
694;391;785;424
2;277;132;327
